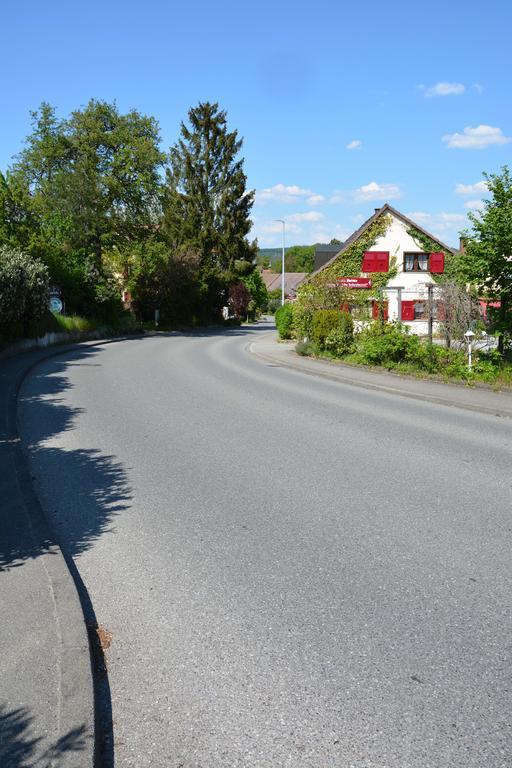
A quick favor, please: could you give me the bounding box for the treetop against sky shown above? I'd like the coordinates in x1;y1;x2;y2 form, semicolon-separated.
2;0;510;248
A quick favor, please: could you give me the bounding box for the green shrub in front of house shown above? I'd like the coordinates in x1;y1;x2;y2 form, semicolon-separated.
291;314;512;386
311;310;345;349
275;302;294;339
324;312;354;356
354;321;419;365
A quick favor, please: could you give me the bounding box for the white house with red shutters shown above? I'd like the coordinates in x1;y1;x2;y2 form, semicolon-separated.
312;204;456;335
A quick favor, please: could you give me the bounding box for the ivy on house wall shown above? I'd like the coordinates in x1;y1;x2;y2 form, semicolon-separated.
292;214;396;337
308;213;397;299
406;226;451;284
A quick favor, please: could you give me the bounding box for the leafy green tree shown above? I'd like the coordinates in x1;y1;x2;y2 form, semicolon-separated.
242;268;268;317
8;101;164;316
164;102;256;274
129;241;208;326
273;245;314;273
457;166;512;352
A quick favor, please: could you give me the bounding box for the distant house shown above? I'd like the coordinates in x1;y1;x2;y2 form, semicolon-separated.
311;204;457;335
313;243;343;271
261;270;307;299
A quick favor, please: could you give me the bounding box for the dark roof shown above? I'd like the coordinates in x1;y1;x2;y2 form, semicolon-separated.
310;203;456;277
315;243;342;254
313;243;343;271
261;271;307;295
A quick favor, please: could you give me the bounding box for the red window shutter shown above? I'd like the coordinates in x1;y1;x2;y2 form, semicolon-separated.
437;302;446;321
362;251;375;272
401;300;415;321
372;301;388;319
374;252;390;272
362;251;389;272
430;252;445;273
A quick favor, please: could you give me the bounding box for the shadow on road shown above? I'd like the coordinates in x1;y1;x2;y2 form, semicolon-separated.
0;343;132;572
0;705;86;768
0;341;134;768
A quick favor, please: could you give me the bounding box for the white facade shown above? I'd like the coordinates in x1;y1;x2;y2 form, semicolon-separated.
362;210;448;335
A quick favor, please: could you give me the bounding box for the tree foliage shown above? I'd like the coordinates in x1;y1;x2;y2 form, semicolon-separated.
229;282;251;319
164;102;256;272
456;166;512;349
2;101;164;317
0;246;49;337
273;245;314;273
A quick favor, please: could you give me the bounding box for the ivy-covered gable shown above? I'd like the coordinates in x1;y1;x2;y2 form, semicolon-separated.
405;226;452;283
308;213;397;298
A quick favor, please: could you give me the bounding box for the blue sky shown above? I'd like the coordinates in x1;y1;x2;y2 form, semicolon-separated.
2;0;511;248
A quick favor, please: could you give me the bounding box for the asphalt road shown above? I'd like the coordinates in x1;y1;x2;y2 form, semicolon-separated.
18;322;512;768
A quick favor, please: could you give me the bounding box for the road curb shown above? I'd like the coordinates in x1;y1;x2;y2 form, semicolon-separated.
249;334;512;419
1;334;142;767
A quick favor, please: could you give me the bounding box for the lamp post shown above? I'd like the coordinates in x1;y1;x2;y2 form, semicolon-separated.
274;219;285;306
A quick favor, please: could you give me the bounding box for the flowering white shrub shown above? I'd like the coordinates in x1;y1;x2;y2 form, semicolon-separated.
0;246;49;333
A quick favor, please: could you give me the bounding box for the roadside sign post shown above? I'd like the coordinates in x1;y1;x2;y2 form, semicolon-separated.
464;329;475;371
427;284;434;344
49;286;63;314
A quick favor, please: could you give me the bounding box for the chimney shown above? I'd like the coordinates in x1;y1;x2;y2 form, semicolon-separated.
374;207;380;213
459;236;466;253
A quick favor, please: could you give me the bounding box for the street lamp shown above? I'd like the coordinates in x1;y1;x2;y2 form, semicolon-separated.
464;329;475;371
274;219;285;306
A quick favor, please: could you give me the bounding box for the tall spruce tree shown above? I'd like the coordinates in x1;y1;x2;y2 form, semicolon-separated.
164;102;256;273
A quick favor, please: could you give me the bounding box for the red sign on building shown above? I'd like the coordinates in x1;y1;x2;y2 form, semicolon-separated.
337;277;372;289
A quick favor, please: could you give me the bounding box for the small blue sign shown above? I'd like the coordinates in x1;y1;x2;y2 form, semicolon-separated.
50;296;63;314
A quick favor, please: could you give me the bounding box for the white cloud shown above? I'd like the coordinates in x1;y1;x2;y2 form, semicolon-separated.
353;181;401;202
421;82;465;97
442;125;512;149
406;211;431;224
286;211;324;223
464;199;485;211
255;183;314;205
257;220;302;237
307;194;326;206
473;83;484;94
346;139;362;150
455;180;488;196
437;212;467;227
328;191;346;204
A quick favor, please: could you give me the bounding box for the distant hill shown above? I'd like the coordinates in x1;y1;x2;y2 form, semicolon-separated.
258;247;297;264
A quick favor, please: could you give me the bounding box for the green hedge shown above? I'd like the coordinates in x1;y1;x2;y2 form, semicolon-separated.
324;312;354;356
275;303;294;339
311;310;344;349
